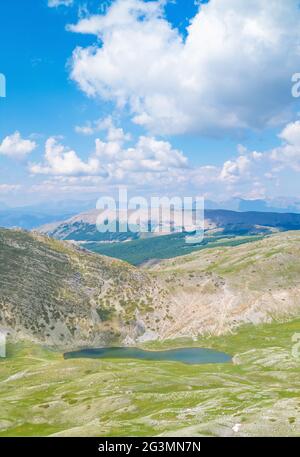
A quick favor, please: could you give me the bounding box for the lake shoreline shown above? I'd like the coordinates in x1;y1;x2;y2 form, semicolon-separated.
64;346;232;365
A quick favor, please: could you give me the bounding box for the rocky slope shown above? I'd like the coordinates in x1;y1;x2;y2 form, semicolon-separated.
149;231;300;339
1;228;300;347
0;228;163;348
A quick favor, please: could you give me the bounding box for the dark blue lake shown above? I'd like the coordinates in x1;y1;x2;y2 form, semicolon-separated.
64;347;231;365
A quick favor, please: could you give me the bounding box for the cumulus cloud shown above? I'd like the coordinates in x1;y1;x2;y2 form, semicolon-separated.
220;155;252;184
29;120;188;182
270;120;300;171
0;132;37;159
95;134;188;176
215;120;300;198
68;0;300;135
75;116;131;141
75;117;188;179
48;0;73;7
74;124;96;135
29;137;105;176
75;118;104;135
27;117;300;200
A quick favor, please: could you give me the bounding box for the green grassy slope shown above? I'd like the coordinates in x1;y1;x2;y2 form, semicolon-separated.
0;319;299;437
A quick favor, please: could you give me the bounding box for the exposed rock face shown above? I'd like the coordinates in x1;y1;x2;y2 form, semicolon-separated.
1;228;300;348
150;231;300;338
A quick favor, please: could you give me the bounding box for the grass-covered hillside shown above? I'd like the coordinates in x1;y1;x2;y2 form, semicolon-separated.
0;319;299;437
1;228;300;437
85;232;264;266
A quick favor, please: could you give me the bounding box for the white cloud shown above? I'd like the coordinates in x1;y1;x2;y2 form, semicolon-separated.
270;120;300;171
96;134;188;174
29;137;105;176
29;120;187;181
220;155;251;184
0;132;37;159
75;116;131;142
76;117;189;178
75;118;104;136
75;124;95;135
25;118;300;201
214;120;300;198
68;0;300;135
48;0;73;7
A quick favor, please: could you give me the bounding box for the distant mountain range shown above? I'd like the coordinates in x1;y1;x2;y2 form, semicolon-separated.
1;197;300;231
34;207;300;265
0;199;97;230
38;207;300;241
205;197;300;213
0;210;73;231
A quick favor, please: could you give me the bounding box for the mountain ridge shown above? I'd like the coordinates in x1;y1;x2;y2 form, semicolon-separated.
1;228;300;348
39;207;300;236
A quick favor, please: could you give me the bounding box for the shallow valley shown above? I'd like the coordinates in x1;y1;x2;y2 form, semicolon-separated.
0;319;299;437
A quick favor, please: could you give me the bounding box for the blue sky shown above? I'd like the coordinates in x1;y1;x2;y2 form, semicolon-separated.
1;0;300;206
